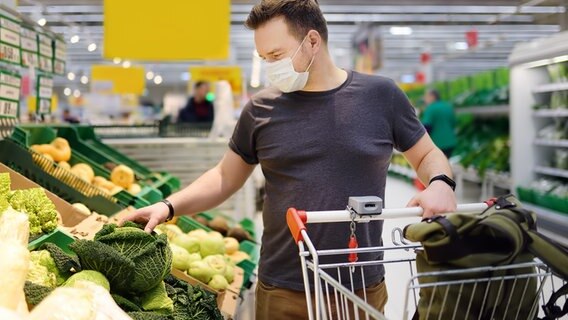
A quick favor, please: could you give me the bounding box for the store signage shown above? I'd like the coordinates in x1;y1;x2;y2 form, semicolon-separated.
0;14;21;65
103;0;230;60
91;65;145;95
20;27;38;68
37;33;53;73
36;74;53;115
189;66;242;94
53;37;66;75
0;69;20;118
466;29;478;48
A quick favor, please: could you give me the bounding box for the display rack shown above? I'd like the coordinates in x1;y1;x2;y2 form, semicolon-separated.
455;105;510;117
509;30;568;238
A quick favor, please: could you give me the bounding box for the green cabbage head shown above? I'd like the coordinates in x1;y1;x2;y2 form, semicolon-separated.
69;222;172;295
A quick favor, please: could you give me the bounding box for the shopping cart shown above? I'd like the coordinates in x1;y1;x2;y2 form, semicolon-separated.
286;197;567;320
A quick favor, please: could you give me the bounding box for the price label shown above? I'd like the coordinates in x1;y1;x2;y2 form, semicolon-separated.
39;56;53;72
0;42;20;64
0;84;19;100
0;72;21;87
21;28;36;39
0;17;20;33
21;37;37;51
1;27;20;46
54;59;65;75
21;50;38;67
39;43;52;57
38;98;50;114
0;99;18;117
55;48;65;60
38;33;51;46
36;75;53;114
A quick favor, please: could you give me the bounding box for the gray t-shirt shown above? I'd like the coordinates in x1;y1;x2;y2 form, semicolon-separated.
229;70;425;291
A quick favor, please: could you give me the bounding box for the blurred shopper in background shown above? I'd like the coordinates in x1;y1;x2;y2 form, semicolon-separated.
62;109;80;124
178;81;214;123
421;89;457;158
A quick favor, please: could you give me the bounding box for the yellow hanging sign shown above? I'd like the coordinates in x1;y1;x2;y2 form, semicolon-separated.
91;65;145;95
103;0;230;61
189;66;242;94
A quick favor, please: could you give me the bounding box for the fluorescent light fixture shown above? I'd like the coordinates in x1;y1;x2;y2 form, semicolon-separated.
63;88;71;96
181;72;190;81
37;18;46;26
122;60;131;68
390;26;413;36
113;57;122;64
80;76;89;84
87;43;97;52
70;35;80;44
73;89;81;98
67;72;75;81
520;54;568;69
401;74;416;83
154;75;163;85
146;71;155;80
454;42;469;50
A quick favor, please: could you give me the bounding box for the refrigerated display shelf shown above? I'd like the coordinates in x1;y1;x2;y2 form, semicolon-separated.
455;105;509;116
534;166;568;179
534;139;568;148
533;109;568;117
522;203;568;246
532;82;568;93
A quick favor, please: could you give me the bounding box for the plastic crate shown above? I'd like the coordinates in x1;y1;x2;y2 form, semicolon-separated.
57;125;180;197
196;211;257;241
0;139;123;216
516;187;535;203
28;228;75;255
176;216;212;232
11;125;157;208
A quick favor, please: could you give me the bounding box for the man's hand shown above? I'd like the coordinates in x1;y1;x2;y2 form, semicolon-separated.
120;201;170;233
407;180;457;218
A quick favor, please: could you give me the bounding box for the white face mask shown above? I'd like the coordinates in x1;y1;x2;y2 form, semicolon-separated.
265;36;315;93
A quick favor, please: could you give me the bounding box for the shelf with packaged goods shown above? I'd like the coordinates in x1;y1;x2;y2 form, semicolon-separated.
534;166;568;179
532;82;568;93
534;139;568;148
532;109;568;117
455;105;509;117
521;203;568;247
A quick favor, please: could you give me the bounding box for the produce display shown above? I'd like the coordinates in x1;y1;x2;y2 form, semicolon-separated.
158;223;249;291
518;178;568;214
30;137;142;197
0;172;59;237
547;62;568;83
194;214;255;243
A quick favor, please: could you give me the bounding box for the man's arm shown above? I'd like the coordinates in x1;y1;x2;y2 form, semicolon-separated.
403;133;457;218
122;149;255;232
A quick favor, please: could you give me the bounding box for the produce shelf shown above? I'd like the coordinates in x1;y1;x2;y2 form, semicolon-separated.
533;109;568;117
534;139;568;148
522;203;568;246
455;105;509;116
534;166;568;179
532;82;568;93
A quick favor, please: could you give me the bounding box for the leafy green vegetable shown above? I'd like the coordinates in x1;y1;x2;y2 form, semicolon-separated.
24;281;54;307
28;251;57;288
40;243;81;278
208;275;228;291
112;294;142;312
127;311;173;320
64;270;110;291
8;188;58;235
140;281;174;313
164;275;222;320
0;173;9;198
69;222;172;295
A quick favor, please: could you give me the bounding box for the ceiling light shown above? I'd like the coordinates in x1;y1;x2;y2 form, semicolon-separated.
454;42;469;50
390;26;413;36
37;18;46;26
70;35;80;44
401;74;416;83
181;72;190;81
146;71;154;80
87;43;97;52
122;60;131;68
73;89;81;98
67;72;75;81
63;88;71;96
80;76;89;84
153;75;163;85
113;57;122;64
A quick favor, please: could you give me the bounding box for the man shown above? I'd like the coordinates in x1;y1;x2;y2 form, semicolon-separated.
421;89;457;158
123;1;457;319
177;81;214;123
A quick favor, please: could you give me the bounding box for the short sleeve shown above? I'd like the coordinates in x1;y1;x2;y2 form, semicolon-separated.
229;101;259;165
390;83;426;152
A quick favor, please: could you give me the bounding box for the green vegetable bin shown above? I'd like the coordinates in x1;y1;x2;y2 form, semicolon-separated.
28;228;75;254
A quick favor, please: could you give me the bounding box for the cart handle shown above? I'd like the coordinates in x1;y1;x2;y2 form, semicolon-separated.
287;208;308;243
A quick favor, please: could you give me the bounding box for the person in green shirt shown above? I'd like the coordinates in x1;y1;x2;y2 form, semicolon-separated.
421;89;457;158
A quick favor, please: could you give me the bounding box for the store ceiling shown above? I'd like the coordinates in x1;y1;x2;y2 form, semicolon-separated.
16;0;566;87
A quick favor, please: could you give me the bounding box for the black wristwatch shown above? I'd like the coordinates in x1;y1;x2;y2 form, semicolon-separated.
160;199;175;222
429;174;456;191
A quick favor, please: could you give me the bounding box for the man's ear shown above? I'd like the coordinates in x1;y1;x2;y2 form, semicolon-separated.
307;30;321;53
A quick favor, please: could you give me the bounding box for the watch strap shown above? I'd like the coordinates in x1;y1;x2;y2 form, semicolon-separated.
160;199;175;222
429;174;456;191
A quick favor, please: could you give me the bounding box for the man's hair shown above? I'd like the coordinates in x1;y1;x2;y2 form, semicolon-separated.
194;81;208;89
245;0;328;43
428;89;441;101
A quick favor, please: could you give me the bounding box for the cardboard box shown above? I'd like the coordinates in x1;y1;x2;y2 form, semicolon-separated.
1;162;88;228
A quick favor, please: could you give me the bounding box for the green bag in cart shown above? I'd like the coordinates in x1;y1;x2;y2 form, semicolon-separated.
403;195;568;320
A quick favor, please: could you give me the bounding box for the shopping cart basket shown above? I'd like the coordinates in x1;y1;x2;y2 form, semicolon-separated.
286;197;567;320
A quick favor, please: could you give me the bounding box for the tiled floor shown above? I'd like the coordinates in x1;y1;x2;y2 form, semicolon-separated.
237;177;483;319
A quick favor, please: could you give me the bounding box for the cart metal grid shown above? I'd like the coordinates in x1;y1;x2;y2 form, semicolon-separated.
286;202;567;320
